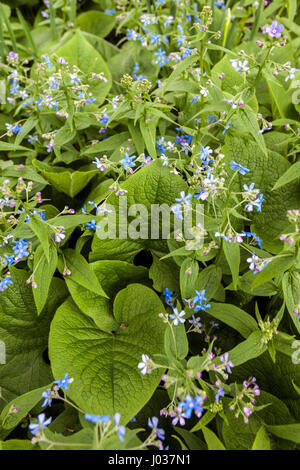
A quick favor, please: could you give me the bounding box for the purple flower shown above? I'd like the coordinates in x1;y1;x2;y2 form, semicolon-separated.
262;21;284;38
220;352;234;374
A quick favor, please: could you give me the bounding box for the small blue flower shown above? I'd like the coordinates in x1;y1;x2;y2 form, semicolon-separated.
154;48;169;67
113;413;126;442
85;414;110;424
148;416;165;440
29;413;52;435
41;389;53;408
42;55;53;69
119;153;136;171
220;352;234;374
175;191;192;205
169;308;186;326
216;386;225;403
85;220;100;231
0;276;13;292
163;287;173;306
230;160;250;175
54;373;73;391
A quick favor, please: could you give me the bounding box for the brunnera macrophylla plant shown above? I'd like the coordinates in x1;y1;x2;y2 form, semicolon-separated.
0;0;299;451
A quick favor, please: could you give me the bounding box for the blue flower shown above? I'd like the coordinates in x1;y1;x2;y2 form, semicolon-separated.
175;191;192;205
104;9;115;15
216;386;225;403
169;308;186;326
0;276;13;292
188;314;202;329
119;153;136;171
148;417;165;440
54;373;73;391
178;395;202;419
42;55;53;69
12;239;29;260
126;29;138;41
3;254;15;266
85;220;100;231
85;414;110;424
208;115;217;125
29;413;52;435
200;146;213;163
230;160;250;175
222;121;231;134
41;389;53;408
163;287;173;306
193;289;206;304
154;48;169;67
113;413;126;442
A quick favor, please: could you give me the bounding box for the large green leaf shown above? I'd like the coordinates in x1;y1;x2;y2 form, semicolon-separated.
91;160;187;261
49;284;166;423
0;268;67;408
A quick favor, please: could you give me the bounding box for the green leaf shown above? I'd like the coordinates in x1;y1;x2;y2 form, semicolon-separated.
223;241;240;290
0;439;36;450
191;411;215;432
202;427;226;450
208;303;258;339
223;136;300;246
33;244;58;314
66;260;148;332
227;331;267;367
164;322;188;360
58;249;108;297
54;32;111;105
0;268;67;408
77;11;116;38
82;132;130;155
272;161;300;190
282;272;300;334
47;214;95;231
252;255;295;289
140;117;157;159
149;256;179;293
0;142;34;152
91;160;187;260
33;160;98;197
227;270;278;297
0;384;51;430
266;424;300;444
180;258;199;298
174;427;207;450
251;426;271;450
28;213;50;261
49;284;167;422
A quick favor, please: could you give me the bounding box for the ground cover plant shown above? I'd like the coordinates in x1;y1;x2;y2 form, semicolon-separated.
0;0;299;451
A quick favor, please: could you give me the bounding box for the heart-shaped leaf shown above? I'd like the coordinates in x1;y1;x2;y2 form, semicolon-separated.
49;284;166;423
